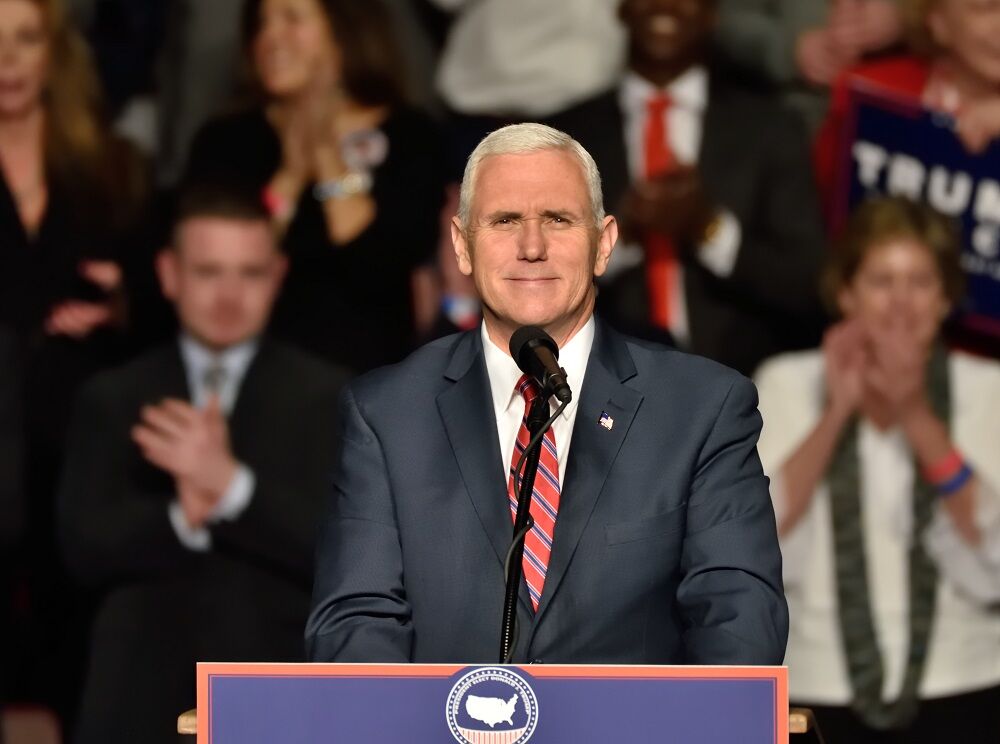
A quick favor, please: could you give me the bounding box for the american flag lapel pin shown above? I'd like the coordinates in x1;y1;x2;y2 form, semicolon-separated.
599;411;614;430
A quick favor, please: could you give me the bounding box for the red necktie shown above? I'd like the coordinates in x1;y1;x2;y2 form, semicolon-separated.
643;92;679;330
508;375;560;612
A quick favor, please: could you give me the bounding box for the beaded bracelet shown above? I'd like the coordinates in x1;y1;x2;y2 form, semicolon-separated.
936;463;974;498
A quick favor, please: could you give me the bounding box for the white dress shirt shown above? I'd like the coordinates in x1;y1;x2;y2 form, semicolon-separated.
755;350;1000;705
612;68;743;345
482;317;595;488
167;334;259;551
429;0;625;117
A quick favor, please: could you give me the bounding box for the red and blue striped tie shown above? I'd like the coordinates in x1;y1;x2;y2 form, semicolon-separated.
508;374;560;612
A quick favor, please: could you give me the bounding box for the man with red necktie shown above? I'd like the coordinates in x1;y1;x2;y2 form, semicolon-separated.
556;0;827;377
307;121;787;667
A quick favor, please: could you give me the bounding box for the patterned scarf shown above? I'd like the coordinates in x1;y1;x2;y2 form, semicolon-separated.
827;346;949;730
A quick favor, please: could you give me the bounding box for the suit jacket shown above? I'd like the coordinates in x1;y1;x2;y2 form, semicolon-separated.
307;320;787;666
0;327;22;552
554;74;826;377
0;327;23;700
59;340;348;744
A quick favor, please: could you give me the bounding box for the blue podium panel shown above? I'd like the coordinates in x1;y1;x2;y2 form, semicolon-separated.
197;663;788;744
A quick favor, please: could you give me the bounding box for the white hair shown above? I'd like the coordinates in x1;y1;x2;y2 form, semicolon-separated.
457;123;605;229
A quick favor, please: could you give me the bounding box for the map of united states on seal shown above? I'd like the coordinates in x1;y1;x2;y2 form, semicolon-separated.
459;695;526;744
466;695;518;727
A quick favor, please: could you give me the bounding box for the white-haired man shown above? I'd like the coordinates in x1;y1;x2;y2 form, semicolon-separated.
307;123;787;666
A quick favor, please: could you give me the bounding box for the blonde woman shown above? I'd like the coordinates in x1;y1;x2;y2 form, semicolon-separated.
0;0;145;726
0;0;145;341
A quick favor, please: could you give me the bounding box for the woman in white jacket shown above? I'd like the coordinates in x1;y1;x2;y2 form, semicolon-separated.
755;196;1000;743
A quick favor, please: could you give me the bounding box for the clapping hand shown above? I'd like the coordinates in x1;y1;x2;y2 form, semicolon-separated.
864;321;930;419
45;260;124;338
620;166;714;249
131;396;237;530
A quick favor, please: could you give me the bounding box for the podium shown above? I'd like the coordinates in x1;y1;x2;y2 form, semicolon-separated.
179;663;805;743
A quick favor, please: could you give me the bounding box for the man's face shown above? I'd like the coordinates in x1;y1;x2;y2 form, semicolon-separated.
452;149;617;346
619;0;715;68
159;217;287;350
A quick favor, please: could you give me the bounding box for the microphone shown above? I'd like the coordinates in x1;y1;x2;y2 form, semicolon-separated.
509;326;572;404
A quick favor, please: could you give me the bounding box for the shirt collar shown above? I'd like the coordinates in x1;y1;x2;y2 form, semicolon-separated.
481;316;595;422
178;333;260;402
620;65;708;118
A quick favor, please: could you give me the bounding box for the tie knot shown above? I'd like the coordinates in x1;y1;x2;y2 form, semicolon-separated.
515;374;542;405
203;363;227;395
647;91;671;117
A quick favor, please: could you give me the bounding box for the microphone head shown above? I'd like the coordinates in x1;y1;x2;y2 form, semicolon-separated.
509;326;558;374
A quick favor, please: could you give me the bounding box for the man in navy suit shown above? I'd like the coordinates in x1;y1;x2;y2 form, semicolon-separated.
306;123;787;665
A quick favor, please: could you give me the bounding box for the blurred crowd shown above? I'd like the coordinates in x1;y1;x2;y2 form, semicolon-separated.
1;0;1000;742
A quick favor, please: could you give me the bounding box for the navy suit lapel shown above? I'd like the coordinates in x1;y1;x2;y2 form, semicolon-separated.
437;332;534;610
530;322;643;631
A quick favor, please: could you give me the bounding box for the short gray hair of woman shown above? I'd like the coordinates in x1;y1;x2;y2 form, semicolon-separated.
457;123;606;230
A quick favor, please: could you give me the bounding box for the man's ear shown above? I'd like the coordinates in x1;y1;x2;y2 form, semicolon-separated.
156;248;179;300
452;216;474;277
592;215;619;278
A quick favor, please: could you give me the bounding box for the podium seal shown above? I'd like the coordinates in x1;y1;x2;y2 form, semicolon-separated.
446;667;539;744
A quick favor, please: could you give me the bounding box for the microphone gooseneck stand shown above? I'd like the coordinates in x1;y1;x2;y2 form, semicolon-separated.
498;395;567;664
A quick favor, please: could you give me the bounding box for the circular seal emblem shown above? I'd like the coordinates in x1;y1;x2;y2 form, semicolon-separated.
445;667;539;744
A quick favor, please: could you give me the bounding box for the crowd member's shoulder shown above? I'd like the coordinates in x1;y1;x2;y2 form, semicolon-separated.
259;340;353;399
707;70;807;140
951;348;1000;397
753;349;824;389
75;344;181;414
347;330;468;412
51;131;151;234
751;349;825;411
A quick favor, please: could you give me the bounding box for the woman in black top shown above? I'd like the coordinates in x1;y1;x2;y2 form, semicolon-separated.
0;0;147;725
185;0;446;373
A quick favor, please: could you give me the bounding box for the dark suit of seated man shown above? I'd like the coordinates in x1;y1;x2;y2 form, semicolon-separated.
60;185;349;744
306;123;787;666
